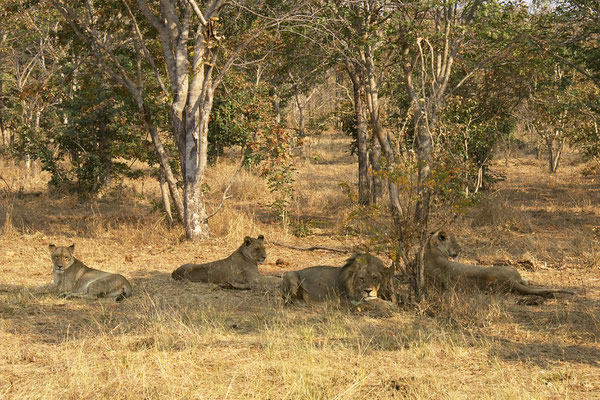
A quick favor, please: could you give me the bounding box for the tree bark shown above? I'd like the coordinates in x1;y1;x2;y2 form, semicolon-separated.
546;135;564;173
140;107;185;222
180;84;214;240
369;138;383;204
273;86;282;124
345;60;370;205
363;46;402;218
159;170;174;228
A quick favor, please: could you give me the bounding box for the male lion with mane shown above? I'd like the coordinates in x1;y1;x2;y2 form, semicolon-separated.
425;230;575;297
172;234;277;290
33;244;132;302
281;253;391;305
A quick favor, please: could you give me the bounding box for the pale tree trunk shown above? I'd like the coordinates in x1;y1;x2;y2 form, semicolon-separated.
159;169;174;228
0;76;7;148
345;60;370;205
273;86;282;124
26;110;43;176
138;0;226;240
545;134;564;173
363;45;402;219
411;108;433;302
139;105;185;222
369;138;383;204
294;84;306;138
180;83;214;239
474;165;483;194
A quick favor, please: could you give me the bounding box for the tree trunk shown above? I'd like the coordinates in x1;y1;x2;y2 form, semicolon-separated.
363;47;402;218
159;169;174;228
273;85;282;124
295;85;305;138
413;108;433;223
345;60;370;205
546;136;554;172
139;106;184;223
546;135;564;173
369;138;382;204
180;88;213;240
552;139;564;173
474;165;483;194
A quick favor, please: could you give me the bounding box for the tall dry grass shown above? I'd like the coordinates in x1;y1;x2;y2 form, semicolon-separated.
1;135;599;399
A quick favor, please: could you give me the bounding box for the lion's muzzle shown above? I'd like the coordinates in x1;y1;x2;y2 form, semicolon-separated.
363;288;378;301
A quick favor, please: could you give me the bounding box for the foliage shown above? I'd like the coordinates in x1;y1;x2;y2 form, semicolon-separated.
439;95;513;195
20;65;149;196
208;72;273;162
247;124;296;225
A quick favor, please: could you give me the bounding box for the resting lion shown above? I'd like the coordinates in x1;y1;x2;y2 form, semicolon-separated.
172;234;277;290
281;253;391;305
425;230;575;297
33;244;132;301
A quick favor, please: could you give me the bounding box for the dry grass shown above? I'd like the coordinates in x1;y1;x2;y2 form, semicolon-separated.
1;135;600;399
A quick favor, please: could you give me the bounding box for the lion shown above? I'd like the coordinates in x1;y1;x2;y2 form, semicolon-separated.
425;230;575;297
33;244;132;301
281;253;392;305
172;234;277;290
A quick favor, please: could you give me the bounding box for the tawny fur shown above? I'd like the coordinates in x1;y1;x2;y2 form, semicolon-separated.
172;235;277;290
425;231;575;298
33;244;132;302
281;253;390;304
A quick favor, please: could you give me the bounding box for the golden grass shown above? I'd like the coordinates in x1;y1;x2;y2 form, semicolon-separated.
1;135;599;399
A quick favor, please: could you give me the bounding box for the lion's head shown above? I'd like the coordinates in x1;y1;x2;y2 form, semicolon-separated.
342;253;388;302
239;235;267;264
49;244;75;271
427;231;461;260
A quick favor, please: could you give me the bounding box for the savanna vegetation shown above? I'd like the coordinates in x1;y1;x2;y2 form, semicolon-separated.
0;0;599;398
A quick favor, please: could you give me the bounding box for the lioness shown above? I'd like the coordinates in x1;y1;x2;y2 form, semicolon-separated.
34;244;132;301
172;234;276;290
281;253;390;304
425;230;575;297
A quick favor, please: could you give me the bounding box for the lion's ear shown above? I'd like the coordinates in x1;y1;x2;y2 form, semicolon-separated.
345;254;365;272
48;244;56;253
257;234;264;240
68;244;75;253
244;236;252;246
438;231;447;241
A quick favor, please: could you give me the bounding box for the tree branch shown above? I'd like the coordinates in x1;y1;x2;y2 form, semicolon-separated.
271;242;351;254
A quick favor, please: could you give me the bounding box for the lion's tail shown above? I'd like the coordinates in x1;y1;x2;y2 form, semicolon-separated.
512;281;575;298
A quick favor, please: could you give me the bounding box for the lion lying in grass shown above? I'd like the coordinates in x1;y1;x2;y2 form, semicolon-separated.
172;235;278;290
425;230;575;297
281;253;393;307
33;244;132;302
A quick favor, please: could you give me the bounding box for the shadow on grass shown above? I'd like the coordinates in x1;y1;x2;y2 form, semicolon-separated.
0;193;156;238
487;335;600;367
0;270;282;345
